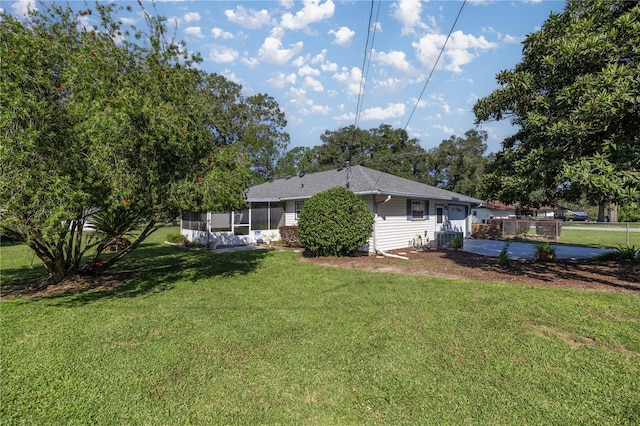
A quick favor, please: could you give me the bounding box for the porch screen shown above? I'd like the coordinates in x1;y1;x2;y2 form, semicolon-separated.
181;212;207;231
251;202;285;230
210;212;231;231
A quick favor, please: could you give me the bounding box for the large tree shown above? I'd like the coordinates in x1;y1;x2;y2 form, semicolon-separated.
313;124;428;180
0;3;270;283
424;129;488;197
474;0;640;218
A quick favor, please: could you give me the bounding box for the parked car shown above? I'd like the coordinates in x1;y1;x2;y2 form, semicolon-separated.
569;211;590;221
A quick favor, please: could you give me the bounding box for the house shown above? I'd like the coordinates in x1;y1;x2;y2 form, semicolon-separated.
472;201;568;223
181;165;483;253
472;201;518;223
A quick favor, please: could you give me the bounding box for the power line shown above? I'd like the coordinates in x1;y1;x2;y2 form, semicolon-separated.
403;0;467;132
353;0;381;132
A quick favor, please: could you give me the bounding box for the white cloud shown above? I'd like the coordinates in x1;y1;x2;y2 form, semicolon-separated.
390;0;429;35
502;34;521;44
336;103;405;122
10;0;35;18
184;26;204;38
298;64;320;77
280;0;335;31
413;30;497;74
211;28;234;39
258;35;303;65
183;11;200;23
225;5;271;29
209;45;239;63
333;66;363;96
360;103;406;121
374;77;404;92
407;97;428;108
311;104;331;114
371;49;418;76
268;72;297;88
303;76;324;92
328;26;355;46
221;69;243;85
119;17;137;25
433;123;454;135
311;49;338;72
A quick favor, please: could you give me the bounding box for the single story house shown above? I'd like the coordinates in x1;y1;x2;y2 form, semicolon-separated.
472;201;568;223
472;201;518;223
181;165;483;253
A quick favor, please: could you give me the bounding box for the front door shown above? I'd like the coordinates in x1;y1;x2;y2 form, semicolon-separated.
447;204;467;234
435;204;467;234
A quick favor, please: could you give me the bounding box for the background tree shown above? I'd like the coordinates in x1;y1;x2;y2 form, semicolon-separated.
200;75;290;182
313;124;428;180
474;0;640;219
424;129;488;197
0;3;265;283
273;146;318;178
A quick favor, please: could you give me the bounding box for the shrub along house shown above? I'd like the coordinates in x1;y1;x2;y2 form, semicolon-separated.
180;165;483;253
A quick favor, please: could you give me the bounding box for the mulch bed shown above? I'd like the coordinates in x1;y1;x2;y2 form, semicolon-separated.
302;248;640;293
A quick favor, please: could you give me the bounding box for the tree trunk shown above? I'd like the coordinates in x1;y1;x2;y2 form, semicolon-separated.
608;202;618;223
597;202;606;223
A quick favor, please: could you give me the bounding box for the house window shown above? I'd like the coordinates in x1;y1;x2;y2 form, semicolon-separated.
436;206;444;224
407;199;428;220
295;201;304;219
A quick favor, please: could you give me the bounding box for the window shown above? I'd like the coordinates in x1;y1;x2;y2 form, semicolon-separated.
436;206;444;224
295;201;304;219
407;199;428;220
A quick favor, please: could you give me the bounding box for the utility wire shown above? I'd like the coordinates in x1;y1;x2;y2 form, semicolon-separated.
403;0;467;132
354;0;381;132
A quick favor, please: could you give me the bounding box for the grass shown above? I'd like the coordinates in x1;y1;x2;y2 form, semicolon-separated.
1;228;639;424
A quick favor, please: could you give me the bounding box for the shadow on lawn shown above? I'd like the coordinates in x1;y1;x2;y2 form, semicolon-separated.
2;244;273;305
442;250;640;292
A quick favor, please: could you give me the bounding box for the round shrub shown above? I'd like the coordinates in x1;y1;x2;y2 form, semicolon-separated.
298;186;375;257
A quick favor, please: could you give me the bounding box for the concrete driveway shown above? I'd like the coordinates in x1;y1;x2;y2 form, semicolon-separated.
462;239;613;260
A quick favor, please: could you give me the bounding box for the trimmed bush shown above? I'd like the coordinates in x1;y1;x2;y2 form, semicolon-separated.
166;233;187;244
297;186;375;257
278;226;302;247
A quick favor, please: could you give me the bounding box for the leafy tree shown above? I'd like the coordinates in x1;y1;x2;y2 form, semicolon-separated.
474;0;640;218
313;124;428;180
298;187;375;257
424;129;488;197
1;3;256;283
273;146;317;178
200;75;289;182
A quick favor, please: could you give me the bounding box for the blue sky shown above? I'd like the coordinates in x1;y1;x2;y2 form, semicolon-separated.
6;0;565;153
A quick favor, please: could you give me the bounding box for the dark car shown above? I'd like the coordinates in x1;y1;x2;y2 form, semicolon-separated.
569;211;590;221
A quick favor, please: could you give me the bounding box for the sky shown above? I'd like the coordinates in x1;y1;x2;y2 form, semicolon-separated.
6;0;566;154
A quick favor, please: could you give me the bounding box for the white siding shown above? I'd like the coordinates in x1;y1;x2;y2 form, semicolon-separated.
372;196;437;252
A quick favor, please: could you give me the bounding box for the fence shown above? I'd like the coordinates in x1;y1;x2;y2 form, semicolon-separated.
472;219;639;246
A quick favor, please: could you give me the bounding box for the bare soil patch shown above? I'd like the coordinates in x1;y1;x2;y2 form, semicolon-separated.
302;248;640;293
1;271;136;300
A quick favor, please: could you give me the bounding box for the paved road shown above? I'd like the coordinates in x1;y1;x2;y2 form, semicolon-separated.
462;239;613;260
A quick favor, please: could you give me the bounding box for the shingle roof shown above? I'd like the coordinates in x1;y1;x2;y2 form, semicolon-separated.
246;165;483;204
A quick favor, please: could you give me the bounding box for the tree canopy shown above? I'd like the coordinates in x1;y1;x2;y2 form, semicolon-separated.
474;0;640;213
424;129;488;197
1;3;286;282
311;124;428;180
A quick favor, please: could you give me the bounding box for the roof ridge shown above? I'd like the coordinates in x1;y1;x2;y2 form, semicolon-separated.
353;165;379;190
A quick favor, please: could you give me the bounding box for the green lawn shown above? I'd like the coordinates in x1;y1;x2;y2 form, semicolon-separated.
1;229;639;425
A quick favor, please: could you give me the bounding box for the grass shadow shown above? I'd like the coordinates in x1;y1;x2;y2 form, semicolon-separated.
3;243;273;305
